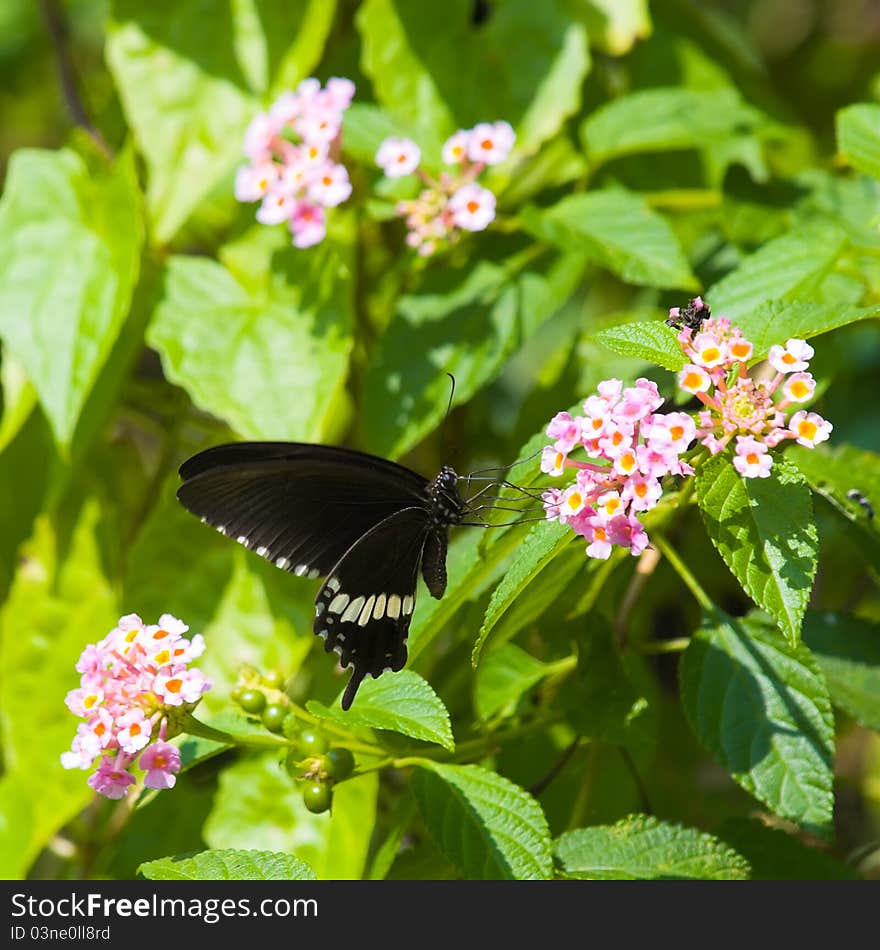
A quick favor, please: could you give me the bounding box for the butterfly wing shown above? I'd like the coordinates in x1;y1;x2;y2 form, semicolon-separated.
177;442;430;579
315;506;432;709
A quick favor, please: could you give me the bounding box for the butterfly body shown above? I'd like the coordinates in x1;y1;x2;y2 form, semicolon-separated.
177;442;468;709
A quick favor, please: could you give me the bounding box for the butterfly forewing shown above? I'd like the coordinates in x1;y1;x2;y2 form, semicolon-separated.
177;442;430;578
315;506;433;709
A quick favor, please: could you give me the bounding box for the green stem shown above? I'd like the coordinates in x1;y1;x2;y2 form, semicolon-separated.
181;714;289;749
636;637;691;655
651;533;713;611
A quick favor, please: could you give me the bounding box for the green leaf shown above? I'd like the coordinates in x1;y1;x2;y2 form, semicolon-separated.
0;353;37;453
473;521;571;666
679;611;835;836
106;1;257;243
787;443;880;570
696;453;818;644
705;222;849;320
204;753;378;879
554;814;750;880
0;147;143;449
412;761;553;879
474;644;558;721
732;301;880;360
140;848;316;881
802;611;880;731
592;319;686;371
307;670;455;751
357;0;589;156
562;620;653;750
718;818;857;880
837;103;880;180
581;88;755;167
0;502;119;877
362;250;584;459
571;0;651;55
147;234;353;441
522;190;697;290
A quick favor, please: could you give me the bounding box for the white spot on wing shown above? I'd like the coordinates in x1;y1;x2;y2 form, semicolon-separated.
341;596;365;623
358;595;376;627
308;568;320;579
294;564;308;577
255;546;267;557
374;594;386;620
403;595;414;615
327;577;340;593
275;557;289;569
237;535;249;545
217;525;227;536
387;595;401;619
329;593;350;614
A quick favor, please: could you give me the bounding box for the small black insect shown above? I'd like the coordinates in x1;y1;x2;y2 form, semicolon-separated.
666;296;711;332
846;488;874;520
177;442;538;709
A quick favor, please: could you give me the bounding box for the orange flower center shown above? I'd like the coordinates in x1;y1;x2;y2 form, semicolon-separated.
789;381;809;399
782;352;797;365
798;420;817;440
746;453;759;465
481;139;493;150
165;678;182;694
466;200;480;213
701;347;720;363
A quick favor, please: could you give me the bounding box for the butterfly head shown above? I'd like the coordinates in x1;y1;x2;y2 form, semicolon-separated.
430;466;465;526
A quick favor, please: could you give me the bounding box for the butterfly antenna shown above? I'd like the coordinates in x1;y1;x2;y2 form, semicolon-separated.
464;447;543;479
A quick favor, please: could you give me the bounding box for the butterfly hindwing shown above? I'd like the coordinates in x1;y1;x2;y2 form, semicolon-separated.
314;506;433;709
177;442;430;579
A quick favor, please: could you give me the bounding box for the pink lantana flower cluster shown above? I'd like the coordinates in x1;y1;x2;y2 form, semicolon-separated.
375;121;515;256
540;379;696;559
235;78;355;248
61;614;211;799
674;297;832;477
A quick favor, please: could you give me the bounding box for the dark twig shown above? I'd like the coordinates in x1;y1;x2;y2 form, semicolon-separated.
529;738;582;797
619;746;653;815
40;0;112;159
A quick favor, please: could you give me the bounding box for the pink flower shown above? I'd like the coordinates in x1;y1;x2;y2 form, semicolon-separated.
691;332;727;369
608;514;650;556
243;113;279;160
788;410;832;448
116;708;153;755
622;474;663;512
559;484;589;520
583;516;613;560
139;741;181;790
308;163;352;207
442;130;470;164
325;77;356;110
541;445;567;477
376;137;421;177
733;436;773;478
289;201;326;249
257;187;298;225
678;364;711;394
781;372;815;404
448;183;496;231
546;411;582;453
234;162;279;202
154;668;211;707
768;338;814;374
88;756;136;800
467;121;516;165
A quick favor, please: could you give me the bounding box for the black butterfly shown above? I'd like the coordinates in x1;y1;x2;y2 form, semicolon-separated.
176;442;534;709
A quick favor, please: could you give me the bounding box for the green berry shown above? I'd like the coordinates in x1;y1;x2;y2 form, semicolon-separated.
262;670;285;690
238;688;266;714
262;703;287;733
282;714;301;739
297;729;328;756
303;781;332;814
324;747;355;781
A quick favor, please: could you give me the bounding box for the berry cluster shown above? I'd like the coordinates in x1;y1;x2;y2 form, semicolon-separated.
235;77;355;248
375;121;515;255
675;297;832;476
230;668;354;815
61;614;210;799
540;379;696;559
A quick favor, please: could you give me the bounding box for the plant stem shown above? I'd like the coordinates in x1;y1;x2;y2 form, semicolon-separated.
181;714;289;749
636;637;691;655
651;533;714;611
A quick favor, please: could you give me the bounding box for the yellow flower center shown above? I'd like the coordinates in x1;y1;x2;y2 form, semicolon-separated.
798;419;817;440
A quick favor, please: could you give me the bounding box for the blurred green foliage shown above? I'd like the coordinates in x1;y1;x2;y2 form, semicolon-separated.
1;0;880;881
